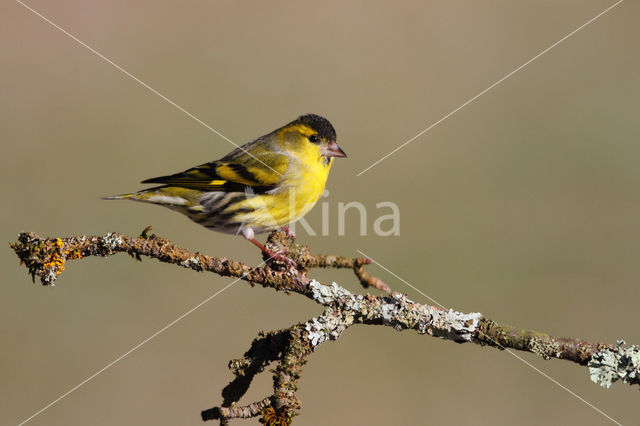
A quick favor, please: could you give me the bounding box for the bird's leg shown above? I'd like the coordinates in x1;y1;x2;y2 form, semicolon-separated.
241;227;296;269
247;238;297;269
281;225;296;241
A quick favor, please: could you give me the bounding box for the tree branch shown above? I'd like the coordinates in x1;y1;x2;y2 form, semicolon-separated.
10;230;640;424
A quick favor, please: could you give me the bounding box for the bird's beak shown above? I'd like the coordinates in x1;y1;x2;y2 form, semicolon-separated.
323;140;347;158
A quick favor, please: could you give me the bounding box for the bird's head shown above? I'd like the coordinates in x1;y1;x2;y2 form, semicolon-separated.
278;114;346;166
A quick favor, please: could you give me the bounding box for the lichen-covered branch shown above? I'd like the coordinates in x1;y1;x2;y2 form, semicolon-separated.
588;341;640;388
9;230;383;292
10;230;640;425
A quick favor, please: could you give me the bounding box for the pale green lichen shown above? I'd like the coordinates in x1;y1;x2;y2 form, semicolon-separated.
528;336;561;360
304;308;351;347
42;267;58;287
101;232;123;254
180;257;202;271
309;281;346;305
429;307;483;342
589;340;640;388
308;280;482;342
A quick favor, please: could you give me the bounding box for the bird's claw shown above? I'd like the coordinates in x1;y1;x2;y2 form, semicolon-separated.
248;236;297;271
267;251;298;271
281;225;296;241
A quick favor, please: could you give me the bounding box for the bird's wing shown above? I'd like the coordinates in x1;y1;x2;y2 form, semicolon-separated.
141;159;281;193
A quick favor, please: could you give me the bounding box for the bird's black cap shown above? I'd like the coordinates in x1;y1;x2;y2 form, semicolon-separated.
295;114;337;141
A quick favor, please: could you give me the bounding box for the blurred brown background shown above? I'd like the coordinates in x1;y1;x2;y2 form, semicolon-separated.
2;0;639;424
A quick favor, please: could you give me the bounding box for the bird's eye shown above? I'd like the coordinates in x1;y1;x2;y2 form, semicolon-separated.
308;134;319;143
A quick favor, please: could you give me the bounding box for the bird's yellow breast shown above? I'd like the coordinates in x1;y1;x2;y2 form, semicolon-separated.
230;131;332;230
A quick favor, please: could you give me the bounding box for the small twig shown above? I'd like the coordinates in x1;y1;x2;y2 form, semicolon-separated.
353;264;390;292
263;230;389;291
201;397;273;421
221;330;289;409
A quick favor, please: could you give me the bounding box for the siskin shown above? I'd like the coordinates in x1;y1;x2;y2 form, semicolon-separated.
104;114;346;266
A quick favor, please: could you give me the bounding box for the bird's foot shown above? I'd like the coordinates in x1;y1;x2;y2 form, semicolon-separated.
281;225;296;241
266;250;297;271
248;237;297;271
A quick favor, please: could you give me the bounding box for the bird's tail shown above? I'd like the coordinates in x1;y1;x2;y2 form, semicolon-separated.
102;186;197;208
101;193;135;201
102;185;167;201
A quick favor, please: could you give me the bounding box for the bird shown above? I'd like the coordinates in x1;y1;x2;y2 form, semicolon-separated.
103;114;346;267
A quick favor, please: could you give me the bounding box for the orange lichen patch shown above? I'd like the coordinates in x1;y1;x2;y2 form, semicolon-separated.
41;238;82;276
260;407;293;426
42;239;66;275
66;249;83;260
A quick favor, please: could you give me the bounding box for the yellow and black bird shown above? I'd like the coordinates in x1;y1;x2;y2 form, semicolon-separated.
104;114;346;265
